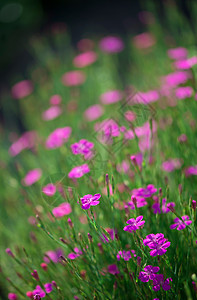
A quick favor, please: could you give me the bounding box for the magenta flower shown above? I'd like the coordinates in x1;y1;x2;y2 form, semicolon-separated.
46;127;71;149
84;104;104;121
123;216;145;232
139;265;160;282
108;264;120;275
143;233;171;256
52;202;72;218
80;193;101;210
71;139;94;159
22;169;42;186
175;86;193;100
174;56;197;69
164;71;190;87
61;70;86;86
44;283;53;293
50;94;62;105
100;90;123;104
11;80;33;99
99;36;124;53
170;215;192;230
117;250;136;261
167;47;188;60
132;184;157;198
100;228;116;243
162;159;182;172
8;293;18;300
68;247;83;260
68;164;90;178
73;51;97;68
44;248;64;264
42;106;62;121
9;131;37;156
133;32;155;49
33;286;46;298
152;274;172;291
42;183;56;197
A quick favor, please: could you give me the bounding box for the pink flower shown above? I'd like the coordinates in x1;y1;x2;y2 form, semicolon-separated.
130;153;143;167
175;86;193;99
163;71;191;87
68;248;83;259
44;249;64;264
133;33;155;49
42;106;62;121
46;127;71;149
170;215;192;230
42;184;56;197
50;94;62;105
52;202;72;218
143;233;171;256
84;104;104;121
71;139;94;159
80;193;101;210
11;80;33;99
73;51;97;68
152;275;172;291
8;293;18;300
99;36;124;53
44;283;53;293
33;286;45;298
77;39;94;51
124;111;136;122
9;131;37;156
162;159;182;172
185;165;197;177
100;90;123;104
108;264;120;275
167;47;188;60
62;71;86;86
123;216;145;232
68;164;90;178
23;169;42;186
174;56;197;69
130;90;159;104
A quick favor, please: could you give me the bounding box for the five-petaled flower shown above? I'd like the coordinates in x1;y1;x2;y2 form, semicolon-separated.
80;194;101;210
139;265;160;282
143;233;171;256
123;216;145;232
152;274;172;291
170;215;192;230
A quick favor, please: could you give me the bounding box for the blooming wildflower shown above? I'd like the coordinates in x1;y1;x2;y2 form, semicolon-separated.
152;274;172;291
44;283;53;293
9;131;37;156
5;248;14;258
42;106;62;121
40;263;47;271
100;228;116;243
163;71;190;87
185;165;197;177
178;134;187;143
161;198;175;214
139;265;160;282
61;70;86;86
68;247;83;259
133;32;155;49
42;183;56;197
130;153;143;167
117;250;136;261
52;202;72;218
143;233;171;256
162;159;182;172
8;293;18;300
11;80;33;99
131;90;159;104
132;184;157;198
44;249;64;264
128;195;147;209
167;47;188;60
124;110;136;122
95;119;120;144
33;286;45;298
84;104;104;121
50;94;62;105
108;264;120;275
174;56;197;69
100;90;123;104
71;139;94;159
46;127;71;149
73;51;97;68
22;169;42;186
170;215;192;230
80;193;101;210
116;160;130;174
99;36;124;53
68;164;90;178
175;86;193;100
123;216;145;232
26;291;34;298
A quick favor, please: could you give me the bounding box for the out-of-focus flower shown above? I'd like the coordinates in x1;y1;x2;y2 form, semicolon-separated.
8;293;18;300
42;106;62;121
68;247;83;260
152;275;172;291
44;249;64;264
108;264;120;275
117;250;136;261
170;215;192;230
44;283;53;293
100;90;124;104
52;203;72;218
22;169;42;186
178;134;187;143
33;286;45;298
42;183;56;197
132;184;157;198
62;71;86;86
9;131;37;156
175;86;193;100
73;51;97;68
50;94;62;105
84;104;104;121
77;39;94;51
185;165;197;177
68;164;90;178
162;159;182;172
174;56;197;69
80;193;101;210
133;32;155;49
46;127;71;149
163;71;191;87
167;47;188;60
11;80;33;99
71;139;94;159
99;36;124;53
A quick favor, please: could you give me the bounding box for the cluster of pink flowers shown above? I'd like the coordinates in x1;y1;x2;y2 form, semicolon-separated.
71;139;94;159
143;233;171;256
